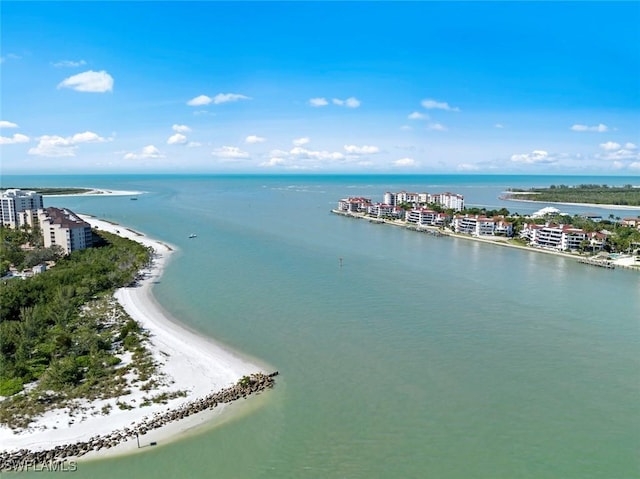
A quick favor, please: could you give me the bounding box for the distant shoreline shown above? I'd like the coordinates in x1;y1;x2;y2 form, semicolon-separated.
331;210;639;270
500;195;640;211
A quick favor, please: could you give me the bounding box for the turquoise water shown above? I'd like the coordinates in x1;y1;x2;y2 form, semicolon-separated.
3;175;640;479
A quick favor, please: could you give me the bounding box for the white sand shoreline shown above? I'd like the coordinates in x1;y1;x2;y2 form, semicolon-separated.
0;216;268;461
45;188;145;197
501;196;640;211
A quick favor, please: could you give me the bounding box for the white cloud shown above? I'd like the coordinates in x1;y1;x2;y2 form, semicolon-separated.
58;70;114;93
213;93;251;104
187;141;202;148
289;147;344;161
172;124;191;133
260;157;286;168
71;131;105;143
0;133;30;145
393;158;417;167
510;150;556;164
124;145;164;160
408;112;427;120
597;142;640;161
332;97;361;108
427;123;447;131
187;93;250;106
293;137;310;146
245;135;266;144
421;99;460;112
600;141;621;151
167;133;187;145
629;162;640;170
28;131;106;156
52;60;87;68
211;146;250;159
570;123;608;132
187;95;212;106
400;125;412;131
456;163;481;171
309;97;329;107
495;123;504;128
344;145;379;154
0;121;19;128
262;145;349;169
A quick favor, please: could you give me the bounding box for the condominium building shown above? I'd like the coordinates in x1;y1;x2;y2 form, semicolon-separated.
384;191;464;211
0;189;44;228
520;223;605;251
451;214;513;237
406;208;450;226
367;203;404;218
338;197;372;213
36;207;93;254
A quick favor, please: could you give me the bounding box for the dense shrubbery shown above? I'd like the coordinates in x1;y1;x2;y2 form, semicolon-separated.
0;230;152;397
507;184;640;206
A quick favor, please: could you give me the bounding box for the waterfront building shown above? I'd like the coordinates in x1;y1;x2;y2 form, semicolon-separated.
34;207;93;254
0;189;44;228
367;203;404;218
406;208;450;227
520;223;605;251
451;214;513;236
338;197;372;213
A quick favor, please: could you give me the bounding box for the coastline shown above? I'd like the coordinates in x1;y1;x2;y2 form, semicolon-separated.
0;215;272;463
500;196;640;211
45;188;145;197
332;210;639;268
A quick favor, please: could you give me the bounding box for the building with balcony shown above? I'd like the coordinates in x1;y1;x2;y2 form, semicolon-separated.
34;207;93;255
0;189;44;228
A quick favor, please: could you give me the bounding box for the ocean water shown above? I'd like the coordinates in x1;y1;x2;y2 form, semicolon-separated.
3;174;640;479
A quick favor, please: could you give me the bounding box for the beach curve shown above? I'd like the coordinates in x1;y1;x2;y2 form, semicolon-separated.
0;215;272;463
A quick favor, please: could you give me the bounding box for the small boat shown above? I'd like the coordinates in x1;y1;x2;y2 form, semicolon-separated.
130;197;138;200
188;233;197;238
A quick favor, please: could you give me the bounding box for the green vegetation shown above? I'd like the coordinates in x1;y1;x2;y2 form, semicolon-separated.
506;184;640;206
0;187;94;195
0;229;160;429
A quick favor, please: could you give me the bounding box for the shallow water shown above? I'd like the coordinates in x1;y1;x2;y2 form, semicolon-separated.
5;174;640;479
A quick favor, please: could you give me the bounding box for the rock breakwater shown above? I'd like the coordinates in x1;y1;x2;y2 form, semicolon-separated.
0;372;278;471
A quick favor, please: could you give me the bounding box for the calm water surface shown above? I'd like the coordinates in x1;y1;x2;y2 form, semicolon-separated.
4;175;640;479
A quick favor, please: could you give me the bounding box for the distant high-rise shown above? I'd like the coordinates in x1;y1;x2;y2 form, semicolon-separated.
0;189;44;228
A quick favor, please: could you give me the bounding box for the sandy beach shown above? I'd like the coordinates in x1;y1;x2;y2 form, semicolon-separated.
501;195;640;211
46;188;145;197
0;216;266;460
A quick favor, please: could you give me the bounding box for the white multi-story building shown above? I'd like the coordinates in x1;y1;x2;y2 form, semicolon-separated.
0;189;44;228
384;191;464;211
367;203;404;218
520;223;603;251
338;197;372;213
451;214;513;236
406;208;450;227
429;192;465;211
35;207;93;254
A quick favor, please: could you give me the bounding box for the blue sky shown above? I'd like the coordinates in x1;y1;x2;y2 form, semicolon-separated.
1;1;639;174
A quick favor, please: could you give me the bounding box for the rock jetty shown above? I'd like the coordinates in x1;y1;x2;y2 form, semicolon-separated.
0;372;278;471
